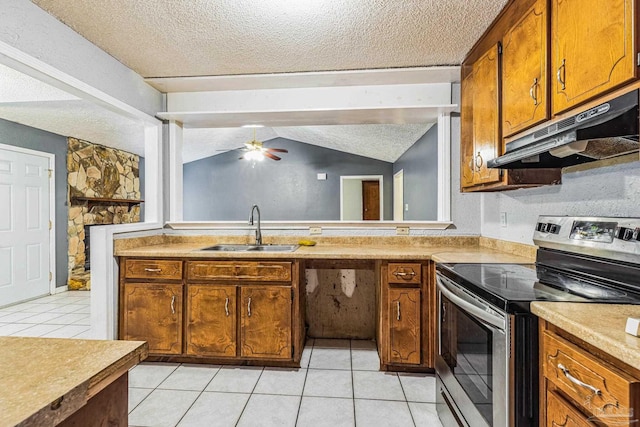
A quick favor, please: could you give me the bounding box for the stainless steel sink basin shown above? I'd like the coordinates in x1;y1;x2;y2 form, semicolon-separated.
248;244;299;252
200;244;256;252
200;244;299;252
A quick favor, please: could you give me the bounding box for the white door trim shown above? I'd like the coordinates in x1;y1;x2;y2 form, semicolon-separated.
393;170;404;221
0;143;56;295
339;175;384;221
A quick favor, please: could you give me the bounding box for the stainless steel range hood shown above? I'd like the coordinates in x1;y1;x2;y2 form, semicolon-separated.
488;90;639;169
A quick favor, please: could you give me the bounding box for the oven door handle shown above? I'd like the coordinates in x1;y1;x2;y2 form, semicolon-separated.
437;275;506;331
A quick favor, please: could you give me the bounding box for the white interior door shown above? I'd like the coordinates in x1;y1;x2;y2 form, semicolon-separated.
393;170;404;221
0;148;51;306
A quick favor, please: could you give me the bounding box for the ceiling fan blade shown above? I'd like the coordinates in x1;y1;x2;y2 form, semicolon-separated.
264;148;288;153
264;152;281;161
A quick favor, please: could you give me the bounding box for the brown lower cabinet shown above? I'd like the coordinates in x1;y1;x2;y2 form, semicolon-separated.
121;282;183;355
379;261;435;371
120;258;300;365
240;286;292;359
186;284;237;357
540;320;640;426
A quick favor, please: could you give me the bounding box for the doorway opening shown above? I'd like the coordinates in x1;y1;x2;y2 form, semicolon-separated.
339;175;384;221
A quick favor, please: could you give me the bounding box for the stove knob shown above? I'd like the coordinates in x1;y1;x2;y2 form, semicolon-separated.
615;227;634;241
633;228;640;241
548;224;560;234
537;222;548;232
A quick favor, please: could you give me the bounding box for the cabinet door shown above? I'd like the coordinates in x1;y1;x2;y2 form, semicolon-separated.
551;0;635;114
122;283;182;355
387;287;421;365
461;72;476;189
240;286;292;359
186;285;236;357
546;390;595;427
472;44;502;185
502;0;548;136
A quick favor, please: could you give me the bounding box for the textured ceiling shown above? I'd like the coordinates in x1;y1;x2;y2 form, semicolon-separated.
183;124;433;163
0;63;146;155
31;0;507;78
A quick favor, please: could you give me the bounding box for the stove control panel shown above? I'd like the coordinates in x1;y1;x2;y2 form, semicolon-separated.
534;216;640;264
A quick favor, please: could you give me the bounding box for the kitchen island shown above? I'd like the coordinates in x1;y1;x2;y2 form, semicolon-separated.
0;336;147;426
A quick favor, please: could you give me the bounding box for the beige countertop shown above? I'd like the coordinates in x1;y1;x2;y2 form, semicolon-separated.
114;238;536;264
0;337;147;426
531;302;640;370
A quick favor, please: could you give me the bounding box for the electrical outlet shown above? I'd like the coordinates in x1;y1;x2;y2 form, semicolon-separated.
405;203;409;212
396;226;410;235
500;212;508;228
309;227;322;235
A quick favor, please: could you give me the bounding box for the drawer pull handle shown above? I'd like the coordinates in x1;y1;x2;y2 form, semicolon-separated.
247;297;252;317
393;270;416;279
171;295;176;314
225;297;230;317
144;268;162;272
557;363;601;396
397;301;401;321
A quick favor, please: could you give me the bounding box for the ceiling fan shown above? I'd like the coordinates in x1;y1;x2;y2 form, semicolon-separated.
224;128;288;162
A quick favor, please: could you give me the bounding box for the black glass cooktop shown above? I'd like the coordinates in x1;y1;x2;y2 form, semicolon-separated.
436;262;640;313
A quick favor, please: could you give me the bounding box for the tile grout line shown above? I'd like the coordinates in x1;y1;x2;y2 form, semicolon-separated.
173;363;224;427
233;366;265;426
350;339;357;427
397;373;418;427
128;363;181;419
294;339;314;426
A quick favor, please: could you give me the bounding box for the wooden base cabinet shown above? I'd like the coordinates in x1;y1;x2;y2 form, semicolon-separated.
540;321;640;426
186;285;237;357
387;287;421;365
379;261;435;371
240;286;292;359
122;282;183;355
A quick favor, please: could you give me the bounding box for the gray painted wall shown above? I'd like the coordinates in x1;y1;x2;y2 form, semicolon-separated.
393;126;438;220
183;137;394;221
0;119;68;287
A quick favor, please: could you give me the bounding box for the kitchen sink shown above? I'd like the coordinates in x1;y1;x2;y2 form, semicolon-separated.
200;244;299;252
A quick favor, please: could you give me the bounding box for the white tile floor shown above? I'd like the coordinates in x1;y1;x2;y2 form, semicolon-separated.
0;294;443;426
128;339;444;427
0;291;91;338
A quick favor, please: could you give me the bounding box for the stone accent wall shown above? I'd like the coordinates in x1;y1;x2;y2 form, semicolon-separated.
67;138;141;289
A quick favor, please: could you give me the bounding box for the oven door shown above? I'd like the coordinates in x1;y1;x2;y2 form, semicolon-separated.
435;273;511;427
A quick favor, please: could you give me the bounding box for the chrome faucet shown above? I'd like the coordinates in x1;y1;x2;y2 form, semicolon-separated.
248;204;262;245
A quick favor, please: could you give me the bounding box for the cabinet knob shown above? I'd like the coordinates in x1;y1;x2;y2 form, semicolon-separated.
475;152;484;171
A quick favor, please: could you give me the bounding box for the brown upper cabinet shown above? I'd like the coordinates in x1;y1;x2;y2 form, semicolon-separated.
461;43;503;190
551;0;636;114
502;0;548;136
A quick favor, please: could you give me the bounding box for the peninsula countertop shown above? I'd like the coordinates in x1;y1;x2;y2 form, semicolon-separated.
0;336;147;426
114;236;536;264
531;302;640;371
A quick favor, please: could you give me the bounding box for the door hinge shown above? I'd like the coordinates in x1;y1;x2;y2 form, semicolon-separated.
49;272;52;282
48;169;52;178
49;220;52;230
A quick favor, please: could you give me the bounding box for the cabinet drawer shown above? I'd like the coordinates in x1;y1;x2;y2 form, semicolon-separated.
124;259;183;280
387;263;421;285
187;261;292;282
546;389;595;427
542;331;640;424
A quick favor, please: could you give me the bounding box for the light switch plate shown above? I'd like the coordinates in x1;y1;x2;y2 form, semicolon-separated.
309;227;322;235
396;226;410;235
